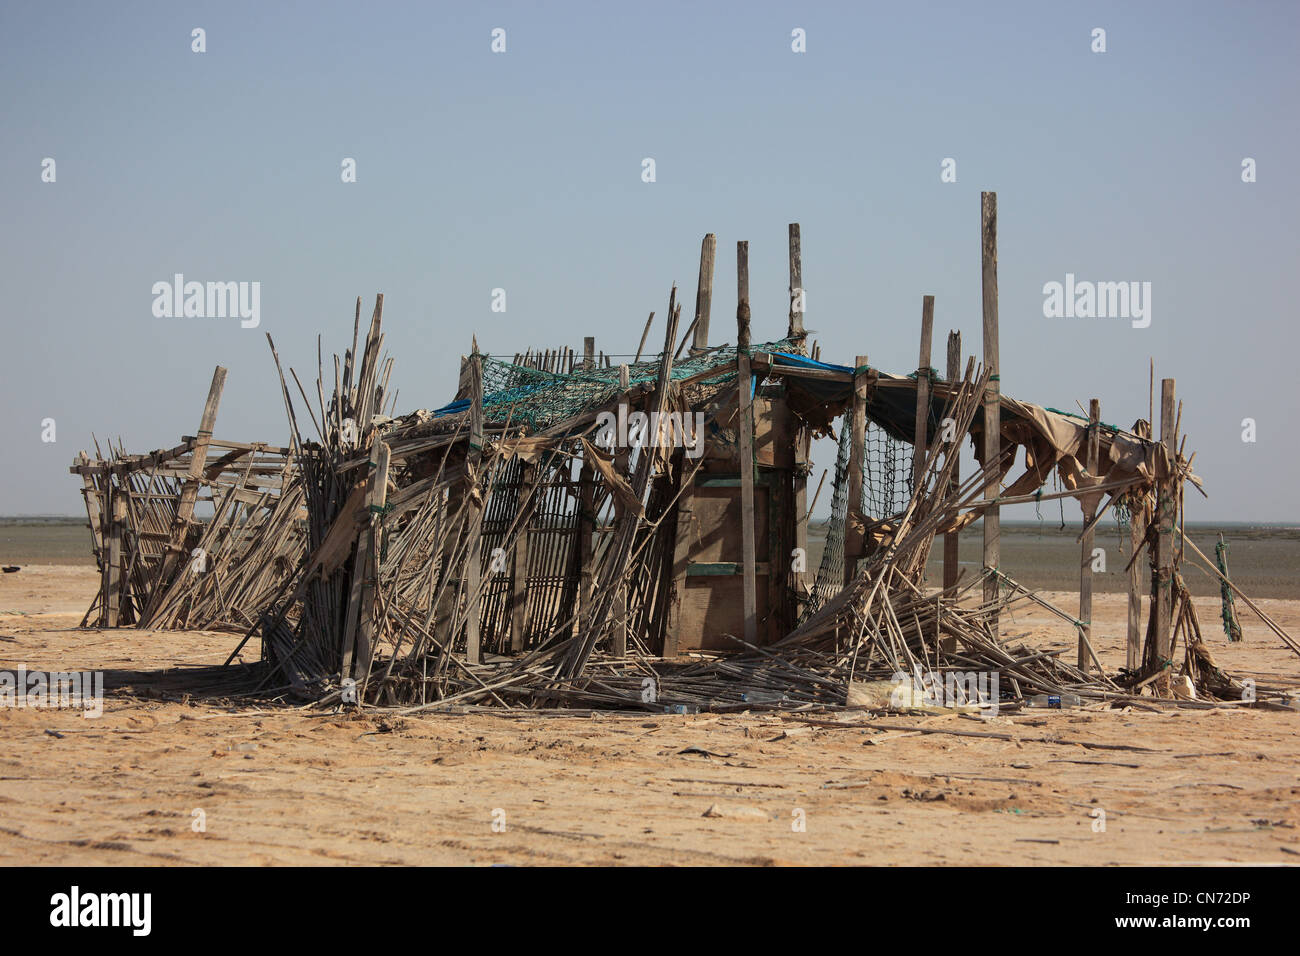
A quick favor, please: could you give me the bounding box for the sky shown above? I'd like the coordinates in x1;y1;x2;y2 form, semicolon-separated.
1;0;1297;520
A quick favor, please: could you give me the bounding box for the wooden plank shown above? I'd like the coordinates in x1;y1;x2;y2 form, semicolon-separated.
356;440;391;692
768;363;851;383
736;240;758;646
942;331;962;595
147;366;227;619
634;312;654;364
787;223;805;346
912;295;935;492
682;485;771;562
1154;379;1176;664
105;483;124;627
340;439;383;681
509;462;533;653
677;577;770;653
577;455;595;619
844;354;869;586
1078;398;1100;670
686;562;772;576
793;418;810;613
464;353;486;665
980;192;1001;634
690;233;716;354
1127;487;1145;671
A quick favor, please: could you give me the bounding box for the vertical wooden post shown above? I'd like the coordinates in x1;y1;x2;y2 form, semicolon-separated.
942;331;962;593
1127;499;1145;671
509;461;533;653
736;241;758;645
464;353;486;665
583;337;595;371
1078;398;1101;669
980;192;1001;633
691;233;716;354
912;295;935;492
106;477;124;627
787;223;805;348
76;452;104;564
342;438;385;681
357;440;391;692
793;429;810;610
845;355;869;588
1153;378;1177;665
612;363;632;657
577;457;595;619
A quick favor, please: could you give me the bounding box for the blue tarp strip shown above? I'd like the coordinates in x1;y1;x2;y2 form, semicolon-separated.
768;351;854;374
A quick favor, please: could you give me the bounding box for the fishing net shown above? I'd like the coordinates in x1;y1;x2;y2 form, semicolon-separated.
804;419;912;617
460;339;798;432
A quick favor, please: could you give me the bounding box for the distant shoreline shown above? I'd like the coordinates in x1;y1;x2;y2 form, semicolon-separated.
4;515;1298;529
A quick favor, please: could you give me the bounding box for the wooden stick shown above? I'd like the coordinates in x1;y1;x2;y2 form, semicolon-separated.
1078;398;1100;670
691;233;716;354
1153;379;1177;665
635;312;655;363
844;355;869;586
787;223;805;347
912;295;934;492
980;192;1000;636
942;330;961;595
464;352;486;664
737;240;758;646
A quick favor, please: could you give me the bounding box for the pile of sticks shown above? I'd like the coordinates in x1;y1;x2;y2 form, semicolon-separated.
72;369;305;632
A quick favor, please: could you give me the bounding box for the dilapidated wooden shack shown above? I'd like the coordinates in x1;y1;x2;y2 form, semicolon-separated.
74;196;1300;712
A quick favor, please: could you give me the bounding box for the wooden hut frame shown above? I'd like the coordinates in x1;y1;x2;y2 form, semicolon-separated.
74;201;1300;712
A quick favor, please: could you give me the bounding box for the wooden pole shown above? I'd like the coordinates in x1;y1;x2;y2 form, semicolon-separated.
613;363;631;658
635;312;654;364
149;366;227;615
911;295;935;492
341;438;384;681
845;354;869;588
691;233;716;354
1153;378;1176;665
464;352;486;665
980;192;1001;633
942;331;961;593
106;480;124;627
356;440;390;693
1127;481;1146;672
583;336;595;370
1078;398;1101;669
793;435;810;611
509;461;533;653
577;456;595;619
787;223;805;348
736;241;758;646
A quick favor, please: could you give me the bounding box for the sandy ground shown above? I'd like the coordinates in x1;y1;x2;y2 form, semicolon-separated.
1;565;1298;866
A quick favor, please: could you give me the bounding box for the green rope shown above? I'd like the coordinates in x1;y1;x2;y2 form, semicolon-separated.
1215;538;1243;643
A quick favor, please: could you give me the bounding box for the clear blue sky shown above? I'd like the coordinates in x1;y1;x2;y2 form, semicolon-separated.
2;1;1297;520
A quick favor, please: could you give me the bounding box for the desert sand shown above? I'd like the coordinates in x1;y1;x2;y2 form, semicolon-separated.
1;565;1298;866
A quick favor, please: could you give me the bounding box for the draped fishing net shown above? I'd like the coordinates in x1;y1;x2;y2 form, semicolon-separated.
460;339;799;431
804;419;913;618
